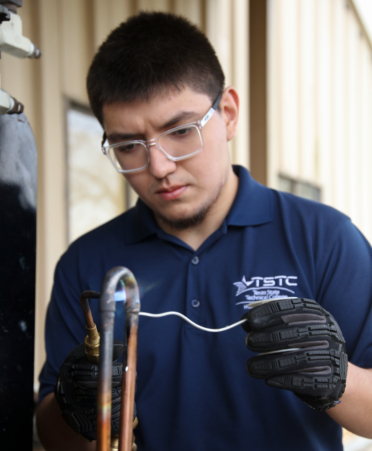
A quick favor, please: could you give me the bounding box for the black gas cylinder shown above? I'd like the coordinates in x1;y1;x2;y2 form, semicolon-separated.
0;112;37;450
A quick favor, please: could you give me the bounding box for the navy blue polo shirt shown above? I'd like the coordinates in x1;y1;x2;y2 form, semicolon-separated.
39;166;372;451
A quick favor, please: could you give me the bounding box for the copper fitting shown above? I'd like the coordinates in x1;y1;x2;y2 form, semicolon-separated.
80;291;100;364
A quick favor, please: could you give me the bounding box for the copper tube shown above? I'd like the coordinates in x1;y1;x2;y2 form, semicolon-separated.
80;290;100;329
96;308;115;451
118;270;140;451
97;267;140;451
119;326;138;451
79;289;118;449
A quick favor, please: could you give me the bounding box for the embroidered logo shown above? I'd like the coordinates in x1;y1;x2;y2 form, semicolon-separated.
234;275;298;309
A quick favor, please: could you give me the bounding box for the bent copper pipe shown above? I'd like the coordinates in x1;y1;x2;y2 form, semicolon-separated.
80;290;100;329
118;270;140;451
96;267;140;451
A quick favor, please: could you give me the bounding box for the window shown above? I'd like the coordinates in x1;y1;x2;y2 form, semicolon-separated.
278;175;321;202
66;104;125;243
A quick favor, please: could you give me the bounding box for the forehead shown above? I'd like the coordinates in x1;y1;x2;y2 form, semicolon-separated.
102;87;211;134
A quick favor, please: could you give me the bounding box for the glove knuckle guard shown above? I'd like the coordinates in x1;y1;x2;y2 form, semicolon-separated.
242;298;348;411
55;340;126;441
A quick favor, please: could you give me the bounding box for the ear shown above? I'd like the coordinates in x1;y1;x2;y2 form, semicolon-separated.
220;87;239;141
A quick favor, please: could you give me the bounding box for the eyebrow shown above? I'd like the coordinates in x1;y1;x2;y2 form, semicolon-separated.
106;111;199;143
106;132;141;142
159;110;198;129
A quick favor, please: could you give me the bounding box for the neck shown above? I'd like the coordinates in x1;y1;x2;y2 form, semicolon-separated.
156;167;239;251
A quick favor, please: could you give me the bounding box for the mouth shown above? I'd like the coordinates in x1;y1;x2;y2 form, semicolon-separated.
156;185;187;201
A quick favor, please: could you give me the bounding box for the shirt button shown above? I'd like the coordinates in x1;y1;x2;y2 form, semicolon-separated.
191;299;200;308
191;256;199;265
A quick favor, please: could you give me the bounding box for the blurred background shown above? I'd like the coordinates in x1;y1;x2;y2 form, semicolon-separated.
1;0;372;449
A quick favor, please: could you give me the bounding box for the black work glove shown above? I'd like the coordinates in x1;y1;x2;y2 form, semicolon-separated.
241;297;348;411
55;341;136;441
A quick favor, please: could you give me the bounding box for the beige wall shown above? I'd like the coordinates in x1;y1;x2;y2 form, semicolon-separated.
267;0;372;243
0;0;249;389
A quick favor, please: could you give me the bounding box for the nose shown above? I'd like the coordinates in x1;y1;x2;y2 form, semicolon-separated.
147;143;177;179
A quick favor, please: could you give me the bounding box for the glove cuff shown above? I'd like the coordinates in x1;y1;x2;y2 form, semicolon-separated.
294;393;342;411
294;357;347;411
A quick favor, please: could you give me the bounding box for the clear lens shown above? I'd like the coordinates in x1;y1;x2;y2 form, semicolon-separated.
158;125;202;158
104;124;203;172
108;142;148;171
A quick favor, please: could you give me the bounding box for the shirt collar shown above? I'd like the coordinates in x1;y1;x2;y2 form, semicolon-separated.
226;165;274;226
125;165;273;244
124;198;159;244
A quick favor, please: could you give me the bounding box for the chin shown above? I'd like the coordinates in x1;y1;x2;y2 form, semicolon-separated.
155;203;211;231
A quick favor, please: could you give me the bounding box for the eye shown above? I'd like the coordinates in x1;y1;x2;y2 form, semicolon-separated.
170;127;192;137
116;143;140;153
175;128;188;135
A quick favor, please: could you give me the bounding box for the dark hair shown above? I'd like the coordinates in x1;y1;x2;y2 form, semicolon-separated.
87;11;225;124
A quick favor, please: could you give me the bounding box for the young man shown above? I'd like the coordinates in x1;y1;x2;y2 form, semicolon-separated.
36;12;372;451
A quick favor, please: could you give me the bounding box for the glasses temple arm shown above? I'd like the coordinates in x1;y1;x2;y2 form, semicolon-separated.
212;91;223;111
200;91;223;128
101;132;107;148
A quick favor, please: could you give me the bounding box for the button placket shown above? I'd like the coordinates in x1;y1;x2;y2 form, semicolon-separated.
191;299;200;308
186;254;202;325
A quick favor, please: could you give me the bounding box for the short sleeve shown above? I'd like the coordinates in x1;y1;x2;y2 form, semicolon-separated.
316;218;372;368
38;246;87;403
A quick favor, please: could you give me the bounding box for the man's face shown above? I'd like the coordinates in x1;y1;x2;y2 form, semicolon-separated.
102;87;238;229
